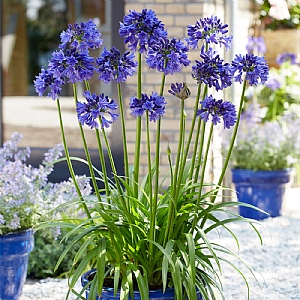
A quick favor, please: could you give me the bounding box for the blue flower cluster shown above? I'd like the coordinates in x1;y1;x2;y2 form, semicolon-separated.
276;52;298;65
119;9;168;53
129;92;167;122
96;47;138;83
197;95;237;129
76;91;119;129
146;38;190;75
35;9;269;131
187;15;233;50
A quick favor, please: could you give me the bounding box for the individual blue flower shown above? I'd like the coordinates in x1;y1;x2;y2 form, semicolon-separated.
187;15;233;50
119;9;168;53
129;92;167;122
168;82;191;100
192;47;234;91
59;19;103;52
76;91;119;129
246;36;266;55
197;95;237;129
276;52;297;65
34;68;64;100
146;38;190;75
49;49;95;83
231;54;269;86
96;46;137;83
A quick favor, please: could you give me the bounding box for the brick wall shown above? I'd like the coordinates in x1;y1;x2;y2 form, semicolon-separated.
122;0;254;184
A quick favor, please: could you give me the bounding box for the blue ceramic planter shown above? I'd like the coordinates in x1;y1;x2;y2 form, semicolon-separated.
0;229;34;300
232;169;291;220
81;269;203;299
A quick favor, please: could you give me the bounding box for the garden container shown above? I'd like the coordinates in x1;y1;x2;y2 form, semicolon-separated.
81;269;203;299
0;229;34;300
231;169;291;220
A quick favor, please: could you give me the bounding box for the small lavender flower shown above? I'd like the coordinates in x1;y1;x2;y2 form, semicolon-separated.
96;46;137;83
168;82;191;100
246;36;266;55
119;9;168;53
77;91;119;129
0;214;4;225
187;15;233;50
276;52;297;65
197;95;237;129
129;92;167;122
192;47;234;91
59;19;103;52
231;54;269;86
146;38;190;75
265;76;281;90
10;214;20;230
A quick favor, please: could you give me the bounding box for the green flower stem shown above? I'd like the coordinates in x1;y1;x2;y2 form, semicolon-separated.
215;79;248;197
117;83;129;187
192;120;206;186
95;128;110;198
146;112;153;210
175;83;202;195
164;99;186;245
133;53;142;197
73;84;103;208
56;99;92;219
101;125;132;222
191;122;214;230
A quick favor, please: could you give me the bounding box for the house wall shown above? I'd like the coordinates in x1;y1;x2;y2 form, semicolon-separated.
121;0;255;185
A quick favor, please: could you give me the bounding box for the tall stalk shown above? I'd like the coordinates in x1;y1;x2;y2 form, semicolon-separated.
56;99;91;219
133;53;142;197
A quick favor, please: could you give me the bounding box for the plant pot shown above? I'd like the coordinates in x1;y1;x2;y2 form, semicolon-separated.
261;29;300;68
81;269;203;299
0;229;34;300
231;169;291;220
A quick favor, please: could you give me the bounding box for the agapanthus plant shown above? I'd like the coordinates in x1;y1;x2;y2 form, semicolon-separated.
35;11;269;300
0;132;91;235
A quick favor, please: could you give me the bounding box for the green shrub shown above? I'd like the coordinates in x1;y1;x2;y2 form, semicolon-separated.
27;228;81;279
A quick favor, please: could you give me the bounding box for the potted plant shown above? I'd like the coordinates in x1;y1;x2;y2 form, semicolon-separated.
0;132;91;300
244;52;300;122
256;0;300;67
227;104;300;220
34;10;269;299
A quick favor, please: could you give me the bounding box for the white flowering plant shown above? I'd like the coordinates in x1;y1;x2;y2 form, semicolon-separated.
0;132;91;235
227;105;300;171
34;10;270;300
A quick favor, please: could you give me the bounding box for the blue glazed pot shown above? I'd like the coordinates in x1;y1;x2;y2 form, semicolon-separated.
81;269;203;299
0;229;34;300
231;169;291;220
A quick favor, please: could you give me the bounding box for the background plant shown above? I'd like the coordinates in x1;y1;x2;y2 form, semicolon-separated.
244;52;300;122
35;11;269;300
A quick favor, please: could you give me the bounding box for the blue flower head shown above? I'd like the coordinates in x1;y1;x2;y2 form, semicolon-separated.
146;38;190;75
96;46;138;83
197;95;237;129
168;82;191;100
119;9;168;53
187;15;233;50
192;47;234;91
77;91;119;129
59;19;103;52
34;68;65;100
129;92;167;122
231;54;269;86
